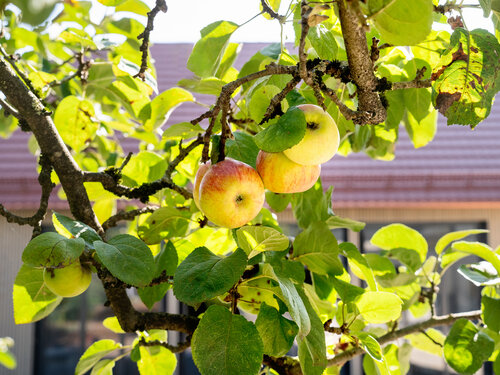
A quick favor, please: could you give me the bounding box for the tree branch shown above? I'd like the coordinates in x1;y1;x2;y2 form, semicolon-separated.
0;154;54;236
337;0;386;124
135;0;168;80
264;310;482;374
139;336;192;353
0;56;102;233
327;309;482;367
101;206;158;231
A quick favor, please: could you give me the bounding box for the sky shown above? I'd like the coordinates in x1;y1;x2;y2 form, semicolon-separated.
89;0;495;43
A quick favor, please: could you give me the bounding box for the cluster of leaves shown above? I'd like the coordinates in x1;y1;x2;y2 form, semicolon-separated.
2;0;500;375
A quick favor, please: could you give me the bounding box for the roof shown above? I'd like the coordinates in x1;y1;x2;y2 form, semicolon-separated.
1;43;499;210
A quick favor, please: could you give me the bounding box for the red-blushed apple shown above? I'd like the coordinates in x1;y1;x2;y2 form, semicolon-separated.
43;260;92;298
283;104;340;165
197;158;265;228
193;161;210;208
256;151;320;193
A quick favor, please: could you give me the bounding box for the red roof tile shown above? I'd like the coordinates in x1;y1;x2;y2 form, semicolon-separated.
1;43;499;209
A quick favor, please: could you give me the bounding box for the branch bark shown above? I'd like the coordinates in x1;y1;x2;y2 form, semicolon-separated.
337;0;387;124
0;56;102;233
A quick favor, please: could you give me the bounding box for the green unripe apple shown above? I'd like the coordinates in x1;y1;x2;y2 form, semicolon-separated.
43;260;92;298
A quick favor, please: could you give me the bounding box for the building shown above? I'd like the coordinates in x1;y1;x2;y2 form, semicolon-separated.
0;43;498;375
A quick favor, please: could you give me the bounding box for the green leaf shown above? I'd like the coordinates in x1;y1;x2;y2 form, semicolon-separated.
97;0;126;5
138;242;178;309
436;229;489;254
482;295;500;333
121;151;168;187
431;28;500;127
13;265;62;324
173;247;247;304
144;88;194;131
94;235;155;287
216;42;241;78
296;288;327;371
178;77;225;96
187;21;239;78
370;0;433;46
330;276;365;303
116;57;158;94
458;262;500;286
11;0;59;26
404;109;437;149
0;338;16;370
248;85;281;124
225;131;260;168
102;317;125;334
265;191;291;212
137;207;191;245
53;212;101;248
340;242;377;291
110;77;151;120
54;96;98;152
308;24;338;60
371;223;428;263
22;232;85;268
191;305;263;375
254;107;307;152
479;0;492;16
444;319;494;374
357;332;383;362
236;226;289;258
272;266;311;337
137;346;177;375
355;291;403;323
163;122;204;140
255;302;298;356
75;339;122;375
91;359;115;375
292;181;332;229
115;0;150;16
451;241;500;276
326;215;365;232
292;222;343;276
407;328;445;357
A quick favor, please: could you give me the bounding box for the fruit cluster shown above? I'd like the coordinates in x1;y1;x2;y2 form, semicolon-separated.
194;104;339;228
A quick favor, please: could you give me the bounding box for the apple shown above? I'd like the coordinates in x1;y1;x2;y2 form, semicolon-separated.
43;260;92;298
283;104;340;165
196;158;265;228
256;151;320;193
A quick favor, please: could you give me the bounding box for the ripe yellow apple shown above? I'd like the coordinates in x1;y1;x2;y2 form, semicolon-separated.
197;158;265;228
256;151;320;193
43;260;92;298
283;104;340;165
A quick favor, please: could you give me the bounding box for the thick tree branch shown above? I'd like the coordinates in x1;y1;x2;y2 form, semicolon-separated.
337;0;387;124
0;56;102;233
391;79;432;91
135;0;168;80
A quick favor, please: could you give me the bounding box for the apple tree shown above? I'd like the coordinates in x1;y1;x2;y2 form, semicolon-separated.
1;0;500;374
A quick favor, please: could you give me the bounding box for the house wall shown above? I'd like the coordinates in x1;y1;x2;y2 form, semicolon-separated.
0;216;34;375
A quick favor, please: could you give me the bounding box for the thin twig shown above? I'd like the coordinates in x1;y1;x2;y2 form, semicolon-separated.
102;206;158;230
260;0;287;22
134;0;168;80
0;154;54;236
261;75;301;124
0;97;20;119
